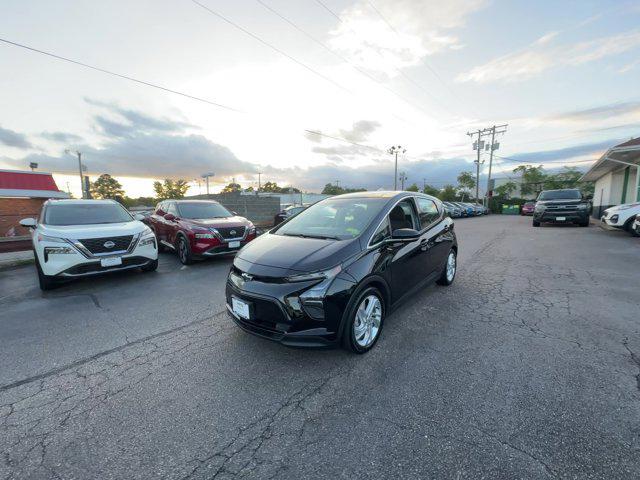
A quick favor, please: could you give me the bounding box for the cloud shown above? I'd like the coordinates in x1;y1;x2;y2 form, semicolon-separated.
0;125;32;149
547;101;640;123
2;103;254;180
338;120;381;142
40;131;83;143
457;29;640;83
328;0;487;75
500;139;619;164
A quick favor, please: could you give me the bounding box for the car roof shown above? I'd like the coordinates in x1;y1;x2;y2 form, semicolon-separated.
171;199;221;203
333;191;440;202
45;199;119;205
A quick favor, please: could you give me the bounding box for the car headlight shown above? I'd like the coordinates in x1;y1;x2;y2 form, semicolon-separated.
285;264;342;283
194;233;215;239
577;203;588;210
138;227;157;247
294;265;343;320
534;205;546;212
44;246;74;255
193;227;216;239
37;233;67;243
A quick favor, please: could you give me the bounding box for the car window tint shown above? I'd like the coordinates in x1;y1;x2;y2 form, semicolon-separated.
166;203;178;216
416;198;440;228
370;218;391;245
155;202;165;215
389;199;418;232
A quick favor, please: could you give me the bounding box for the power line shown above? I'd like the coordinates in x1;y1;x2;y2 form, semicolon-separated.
253;0;433;121
190;0;351;94
0;37;242;113
312;0;458;118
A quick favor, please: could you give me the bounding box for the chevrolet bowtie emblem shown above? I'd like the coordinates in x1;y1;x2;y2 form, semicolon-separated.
241;273;253;281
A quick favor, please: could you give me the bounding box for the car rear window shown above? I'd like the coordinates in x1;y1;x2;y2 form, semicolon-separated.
44;203;132;226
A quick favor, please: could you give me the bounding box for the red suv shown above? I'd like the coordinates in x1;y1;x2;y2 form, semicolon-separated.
145;200;256;264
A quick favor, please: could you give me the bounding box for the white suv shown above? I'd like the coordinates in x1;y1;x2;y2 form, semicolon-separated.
20;199;158;290
601;202;640;235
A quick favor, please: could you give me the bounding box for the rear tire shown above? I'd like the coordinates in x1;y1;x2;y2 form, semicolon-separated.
631;223;640;237
35;253;57;291
177;235;193;265
533;220;540;227
624;218;637;235
342;287;385;354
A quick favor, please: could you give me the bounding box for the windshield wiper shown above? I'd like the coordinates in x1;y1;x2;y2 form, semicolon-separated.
282;233;341;240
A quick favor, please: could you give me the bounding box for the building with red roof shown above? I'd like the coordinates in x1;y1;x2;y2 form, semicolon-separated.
0;169;70;251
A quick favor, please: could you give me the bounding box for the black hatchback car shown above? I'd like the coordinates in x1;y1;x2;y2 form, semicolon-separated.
226;191;457;353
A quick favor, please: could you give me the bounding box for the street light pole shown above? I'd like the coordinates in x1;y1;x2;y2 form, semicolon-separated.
201;173;215;196
388;145;406;190
65;149;84;199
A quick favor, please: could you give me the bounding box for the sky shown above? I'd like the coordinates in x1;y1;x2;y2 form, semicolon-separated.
1;0;639;197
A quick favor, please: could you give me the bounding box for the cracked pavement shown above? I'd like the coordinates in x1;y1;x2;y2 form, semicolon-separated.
1;215;639;479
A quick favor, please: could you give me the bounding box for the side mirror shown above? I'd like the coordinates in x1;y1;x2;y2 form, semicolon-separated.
391;228;420;241
164;213;176;221
134;213;145;221
19;218;37;228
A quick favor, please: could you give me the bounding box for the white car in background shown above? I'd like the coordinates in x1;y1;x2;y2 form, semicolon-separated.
20;199;158;290
601;202;640;235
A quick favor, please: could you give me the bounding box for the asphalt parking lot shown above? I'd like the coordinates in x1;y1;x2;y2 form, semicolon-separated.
1;215;639;479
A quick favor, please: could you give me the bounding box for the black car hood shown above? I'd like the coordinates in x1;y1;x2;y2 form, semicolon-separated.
235;232;359;277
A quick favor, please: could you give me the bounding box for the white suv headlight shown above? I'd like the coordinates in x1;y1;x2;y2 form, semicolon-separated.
138;227;157;247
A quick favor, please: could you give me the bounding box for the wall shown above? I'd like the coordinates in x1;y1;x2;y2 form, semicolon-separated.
592;173;613;218
0;197;43;251
187;192;280;227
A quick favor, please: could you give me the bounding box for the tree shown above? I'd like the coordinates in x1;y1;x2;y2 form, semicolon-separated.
221;182;242;194
513;165;546;196
457;171;476;199
321;183;367;195
153;179;190;201
543;167;593;195
406;183;419;192
90;174;124;200
422;184;441;197
439;184;458;201
494;181;518;198
259;181;301;193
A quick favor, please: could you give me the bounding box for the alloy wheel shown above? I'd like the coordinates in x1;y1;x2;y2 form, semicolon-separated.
179;238;188;263
446;252;456;283
353;294;382;348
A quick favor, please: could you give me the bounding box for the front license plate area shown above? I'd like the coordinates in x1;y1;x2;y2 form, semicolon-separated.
228;240;241;248
100;257;122;267
232;297;251;319
556;216;566;221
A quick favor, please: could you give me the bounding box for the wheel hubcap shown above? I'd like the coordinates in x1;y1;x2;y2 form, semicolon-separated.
446;252;456;282
353;295;382;348
179;240;187;261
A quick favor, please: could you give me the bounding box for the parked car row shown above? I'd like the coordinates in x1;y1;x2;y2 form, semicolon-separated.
19;192;458;354
442;201;489;218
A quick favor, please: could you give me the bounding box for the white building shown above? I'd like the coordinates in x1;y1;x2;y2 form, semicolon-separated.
580;137;640;218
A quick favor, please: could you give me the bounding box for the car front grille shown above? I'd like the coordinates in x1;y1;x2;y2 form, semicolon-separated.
217;226;246;239
78;235;133;254
63;256;149;275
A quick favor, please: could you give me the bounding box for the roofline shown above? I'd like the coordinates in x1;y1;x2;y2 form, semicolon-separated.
580;140;640;181
0;189;69;199
0;169;58;176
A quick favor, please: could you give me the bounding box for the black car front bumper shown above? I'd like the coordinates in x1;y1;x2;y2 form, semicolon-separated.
533;210;589;224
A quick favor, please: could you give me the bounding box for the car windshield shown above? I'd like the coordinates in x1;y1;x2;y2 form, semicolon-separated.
177;202;232;219
275;197;386;240
44;203;132;226
538;190;581;200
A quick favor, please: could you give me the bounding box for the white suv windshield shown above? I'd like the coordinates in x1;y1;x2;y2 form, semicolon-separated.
275;197;386;240
44;203;132;225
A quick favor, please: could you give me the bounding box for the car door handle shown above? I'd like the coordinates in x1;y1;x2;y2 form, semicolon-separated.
420;239;430;251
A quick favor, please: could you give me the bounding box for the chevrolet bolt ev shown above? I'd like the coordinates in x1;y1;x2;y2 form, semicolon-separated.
145;200;257;264
532;189;591;227
20;199;158;290
226;192;457;353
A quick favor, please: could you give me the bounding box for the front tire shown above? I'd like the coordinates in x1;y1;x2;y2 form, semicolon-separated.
342;287;384;354
141;259;158;272
34;253;57;291
437;249;457;286
177;235;193;265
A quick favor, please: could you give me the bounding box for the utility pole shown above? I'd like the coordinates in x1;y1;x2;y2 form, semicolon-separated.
466;130;483;204
398;172;407;190
335;179;340;188
201;172;215;196
484;124;508;207
65;149;85;199
388;145;406;190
